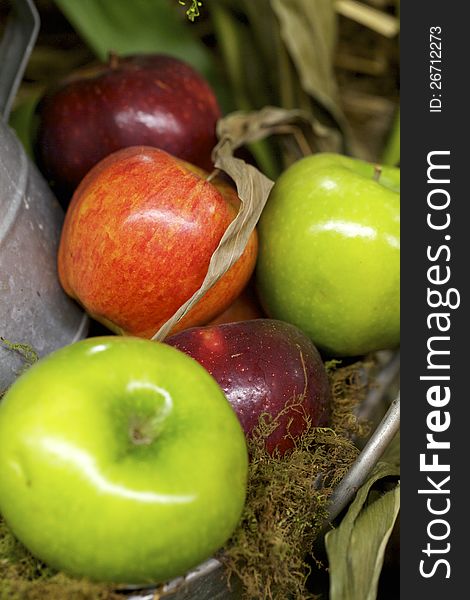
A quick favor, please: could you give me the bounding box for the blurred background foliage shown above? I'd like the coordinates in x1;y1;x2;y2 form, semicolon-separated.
1;0;399;179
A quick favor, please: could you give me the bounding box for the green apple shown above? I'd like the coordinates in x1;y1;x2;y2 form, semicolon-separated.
0;337;248;584
256;153;400;357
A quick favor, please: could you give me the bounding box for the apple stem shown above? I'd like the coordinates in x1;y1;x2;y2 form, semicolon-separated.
206;168;221;183
129;416;162;446
108;51;120;70
373;165;382;182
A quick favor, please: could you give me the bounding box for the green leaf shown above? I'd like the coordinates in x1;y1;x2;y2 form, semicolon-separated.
209;3;282;178
380;430;400;468
325;442;400;600
8;88;43;159
382;107;400;166
209;3;252;112
52;0;213;78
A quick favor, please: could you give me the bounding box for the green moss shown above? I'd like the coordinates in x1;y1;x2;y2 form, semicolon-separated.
0;338;39;370
0;338;39;398
0;518;123;599
221;360;369;600
0;578;124;600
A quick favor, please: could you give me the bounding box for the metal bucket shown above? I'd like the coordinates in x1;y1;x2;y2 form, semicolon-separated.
0;0;88;390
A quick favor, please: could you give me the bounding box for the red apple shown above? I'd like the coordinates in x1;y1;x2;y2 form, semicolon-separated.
35;53;221;200
58;146;258;339
208;280;265;326
166;319;332;454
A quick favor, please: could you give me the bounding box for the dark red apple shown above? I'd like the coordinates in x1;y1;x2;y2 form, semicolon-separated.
35;53;221;200
166;319;332;454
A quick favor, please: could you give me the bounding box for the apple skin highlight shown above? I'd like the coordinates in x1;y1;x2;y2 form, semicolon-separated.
167;319;332;455
256;152;400;357
58;146;258;339
0;337;248;584
36;53;221;197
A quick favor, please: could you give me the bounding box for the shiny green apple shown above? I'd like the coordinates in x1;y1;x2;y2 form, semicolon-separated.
256;153;400;357
0;337;248;584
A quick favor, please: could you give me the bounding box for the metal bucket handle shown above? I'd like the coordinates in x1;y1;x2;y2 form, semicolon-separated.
0;0;39;121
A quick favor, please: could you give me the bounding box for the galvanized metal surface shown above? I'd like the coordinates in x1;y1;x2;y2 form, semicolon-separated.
0;0;88;390
0;0;39;122
326;392;400;522
126;559;243;600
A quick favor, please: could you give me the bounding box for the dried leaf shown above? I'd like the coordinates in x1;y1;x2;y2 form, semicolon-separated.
151;111;274;341
215;105;341;160
335;0;400;38
325;444;400;600
151;106;329;341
